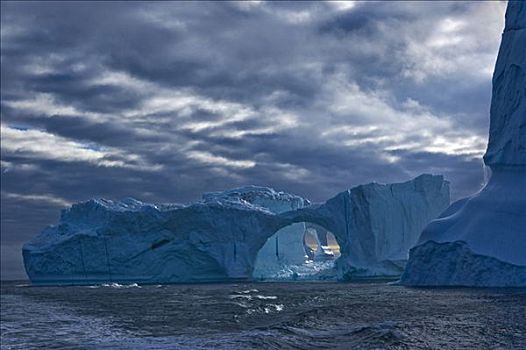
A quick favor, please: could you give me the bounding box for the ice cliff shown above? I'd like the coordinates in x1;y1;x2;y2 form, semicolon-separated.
401;2;526;287
23;175;449;285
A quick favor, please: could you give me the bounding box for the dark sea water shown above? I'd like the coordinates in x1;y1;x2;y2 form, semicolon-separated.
1;281;525;350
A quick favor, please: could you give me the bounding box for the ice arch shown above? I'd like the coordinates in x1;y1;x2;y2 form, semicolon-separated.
252;221;342;281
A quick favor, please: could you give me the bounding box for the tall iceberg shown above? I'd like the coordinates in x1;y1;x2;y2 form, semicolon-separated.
401;2;526;287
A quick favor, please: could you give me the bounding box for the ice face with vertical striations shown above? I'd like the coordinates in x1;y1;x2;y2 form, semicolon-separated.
401;2;526;287
483;2;526;167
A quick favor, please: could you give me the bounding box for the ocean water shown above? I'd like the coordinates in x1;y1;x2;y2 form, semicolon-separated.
1;281;525;350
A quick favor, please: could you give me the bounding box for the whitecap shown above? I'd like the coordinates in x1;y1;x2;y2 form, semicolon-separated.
254;295;277;300
229;295;252;300
101;283;141;288
236;289;258;294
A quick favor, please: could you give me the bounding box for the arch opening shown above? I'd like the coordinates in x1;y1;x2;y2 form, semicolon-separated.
304;224;341;261
252;221;341;281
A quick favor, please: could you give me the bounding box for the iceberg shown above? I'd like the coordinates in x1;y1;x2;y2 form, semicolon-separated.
23;175;449;285
400;2;526;287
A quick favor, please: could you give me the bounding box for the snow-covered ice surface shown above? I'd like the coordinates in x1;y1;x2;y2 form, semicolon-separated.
401;2;526;287
23;175;449;285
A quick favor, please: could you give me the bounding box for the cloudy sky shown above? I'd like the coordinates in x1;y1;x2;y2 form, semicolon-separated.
1;1;506;279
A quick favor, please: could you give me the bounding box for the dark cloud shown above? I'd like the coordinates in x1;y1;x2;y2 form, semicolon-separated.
0;1;506;279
